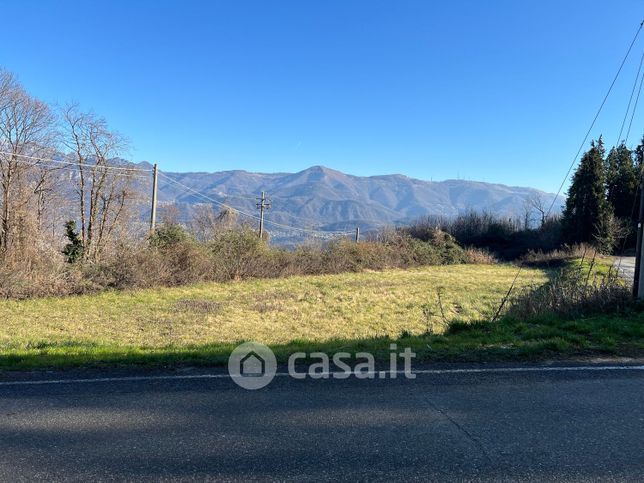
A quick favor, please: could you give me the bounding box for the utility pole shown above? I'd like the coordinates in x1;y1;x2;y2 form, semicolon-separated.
256;191;271;239
355;227;360;242
149;163;158;233
633;174;644;298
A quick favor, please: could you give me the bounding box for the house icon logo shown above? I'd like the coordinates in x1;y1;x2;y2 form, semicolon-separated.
228;342;277;389
240;351;265;377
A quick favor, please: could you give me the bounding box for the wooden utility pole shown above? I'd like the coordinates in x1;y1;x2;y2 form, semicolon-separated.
355;227;360;242
150;163;158;233
256;191;271;239
633;174;644;298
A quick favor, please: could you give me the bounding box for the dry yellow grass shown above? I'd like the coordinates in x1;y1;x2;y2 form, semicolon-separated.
0;264;547;349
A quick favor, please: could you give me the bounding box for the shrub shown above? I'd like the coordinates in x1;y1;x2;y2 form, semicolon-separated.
0;247;74;299
465;247;496;264
519;244;594;268
161;240;213;285
405;212;564;260
0;225;477;299
209;227;268;280
80;243;166;290
149;223;192;248
507;265;633;320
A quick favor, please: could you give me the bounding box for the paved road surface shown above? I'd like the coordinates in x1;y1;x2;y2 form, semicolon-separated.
614;256;636;283
1;364;643;481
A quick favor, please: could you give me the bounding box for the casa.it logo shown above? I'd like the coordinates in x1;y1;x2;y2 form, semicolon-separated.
228;341;417;389
228;341;277;390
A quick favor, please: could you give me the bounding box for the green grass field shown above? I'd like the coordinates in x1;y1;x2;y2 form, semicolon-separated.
0;264;641;369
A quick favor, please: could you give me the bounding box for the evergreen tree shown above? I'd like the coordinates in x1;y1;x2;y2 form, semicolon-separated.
63;220;84;263
561;138;610;244
605;143;637;223
634;134;644;178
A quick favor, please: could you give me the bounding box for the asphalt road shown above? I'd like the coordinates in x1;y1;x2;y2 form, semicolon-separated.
0;364;643;482
613;256;636;283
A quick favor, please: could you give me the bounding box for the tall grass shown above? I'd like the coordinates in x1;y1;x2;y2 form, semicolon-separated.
507;260;633;320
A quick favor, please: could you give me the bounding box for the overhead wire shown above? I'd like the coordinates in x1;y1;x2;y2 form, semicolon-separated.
157;171;354;237
0;153;150;179
545;20;644;218
0;150;366;236
616;50;644;146
0;150;152;173
612;64;644;277
492;20;644;322
198;189;388;230
626;68;644;142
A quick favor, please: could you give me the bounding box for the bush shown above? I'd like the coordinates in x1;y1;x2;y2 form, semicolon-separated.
405;212;563;260
0;225;477;299
0;247;76;299
465;247;497;264
519;244;594;268
149;223;192;248
507;264;633;320
209;228;269;280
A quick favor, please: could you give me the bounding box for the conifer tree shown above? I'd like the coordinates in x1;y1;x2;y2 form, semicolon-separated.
562;138;610;244
605;143;637;223
62;220;84;264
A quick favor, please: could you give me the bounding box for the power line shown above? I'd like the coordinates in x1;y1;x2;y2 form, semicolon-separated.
0;154;150;179
0;151;152;173
616;50;644;146
626;68;644;142
158;171;260;218
177;183;336;228
0;150;357;237
159;185;388;234
157;172;353;237
154;173;341;229
154;173;388;230
166;183;383;228
493;20;644;322
545;20;644;218
611;64;644;275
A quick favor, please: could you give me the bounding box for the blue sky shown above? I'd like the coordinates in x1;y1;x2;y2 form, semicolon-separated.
2;0;643;193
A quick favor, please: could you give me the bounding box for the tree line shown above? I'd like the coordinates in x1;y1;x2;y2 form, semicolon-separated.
402;137;644;259
2;62;642;291
0;68;144;268
562;136;644;253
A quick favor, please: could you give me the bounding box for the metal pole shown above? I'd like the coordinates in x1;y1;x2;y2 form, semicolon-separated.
149;163;158;233
634;174;644;297
355;227;360;242
634;173;644;297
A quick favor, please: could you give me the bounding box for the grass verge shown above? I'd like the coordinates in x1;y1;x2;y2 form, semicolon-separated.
1;311;642;370
0;264;641;370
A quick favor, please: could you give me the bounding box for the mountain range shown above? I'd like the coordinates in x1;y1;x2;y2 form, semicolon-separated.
147;164;564;243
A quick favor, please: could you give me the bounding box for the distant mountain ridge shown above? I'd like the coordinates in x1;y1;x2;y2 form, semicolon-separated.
149;164;564;241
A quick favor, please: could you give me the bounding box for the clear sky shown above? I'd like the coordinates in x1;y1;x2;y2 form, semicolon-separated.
2;0;643;192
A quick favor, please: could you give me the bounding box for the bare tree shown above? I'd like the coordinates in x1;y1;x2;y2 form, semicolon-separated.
521;199;532;230
190;204;238;241
526;193;547;227
594;212;630;254
0;71;12;112
61;104;134;260
0;70;56;259
189;204;215;241
159;202;182;226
